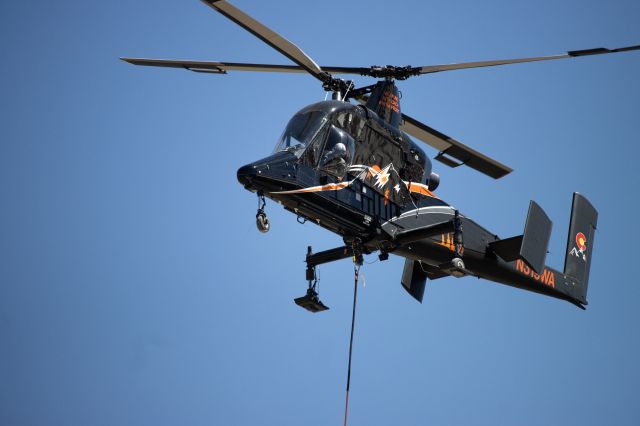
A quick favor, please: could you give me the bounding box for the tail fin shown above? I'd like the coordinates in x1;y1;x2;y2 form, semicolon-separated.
401;259;427;303
563;193;598;304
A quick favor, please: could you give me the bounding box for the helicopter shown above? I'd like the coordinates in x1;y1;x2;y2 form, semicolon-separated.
122;0;639;312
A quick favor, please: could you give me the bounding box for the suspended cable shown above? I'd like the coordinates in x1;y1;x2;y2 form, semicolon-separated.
343;259;362;426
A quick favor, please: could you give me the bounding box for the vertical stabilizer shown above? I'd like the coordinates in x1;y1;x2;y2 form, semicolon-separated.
401;259;427;303
563;193;598;304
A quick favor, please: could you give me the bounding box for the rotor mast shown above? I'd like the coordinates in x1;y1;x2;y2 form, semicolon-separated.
364;79;402;128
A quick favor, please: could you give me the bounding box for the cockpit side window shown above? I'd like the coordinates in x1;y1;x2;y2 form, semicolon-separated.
335;111;365;140
302;124;329;167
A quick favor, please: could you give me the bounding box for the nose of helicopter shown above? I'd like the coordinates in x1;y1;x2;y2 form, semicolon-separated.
237;163;258;188
237;151;299;191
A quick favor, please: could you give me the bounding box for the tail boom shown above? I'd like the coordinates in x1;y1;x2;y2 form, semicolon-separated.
475;192;597;308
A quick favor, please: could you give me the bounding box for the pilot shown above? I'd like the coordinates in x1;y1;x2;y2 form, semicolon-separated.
326;142;347;160
322;142;348;180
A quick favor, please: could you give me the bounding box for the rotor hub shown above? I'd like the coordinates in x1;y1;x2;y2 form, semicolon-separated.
364;65;421;80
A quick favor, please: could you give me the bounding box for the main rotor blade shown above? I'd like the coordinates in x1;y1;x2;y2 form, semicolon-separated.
120;58;367;76
400;113;512;179
354;95;512;179
200;0;328;82
418;44;640;74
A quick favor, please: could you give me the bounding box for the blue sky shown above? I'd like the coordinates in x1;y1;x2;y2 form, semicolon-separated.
1;1;640;425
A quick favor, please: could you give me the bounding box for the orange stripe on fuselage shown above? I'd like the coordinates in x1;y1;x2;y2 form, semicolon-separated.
271;181;351;194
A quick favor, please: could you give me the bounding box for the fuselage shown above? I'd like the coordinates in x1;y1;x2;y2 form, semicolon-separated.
237;99;587;308
236;99;436;236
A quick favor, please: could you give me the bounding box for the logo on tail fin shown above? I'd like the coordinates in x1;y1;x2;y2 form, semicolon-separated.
569;232;587;261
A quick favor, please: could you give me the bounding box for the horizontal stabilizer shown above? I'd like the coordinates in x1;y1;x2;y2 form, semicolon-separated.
489;201;552;273
490;235;523;262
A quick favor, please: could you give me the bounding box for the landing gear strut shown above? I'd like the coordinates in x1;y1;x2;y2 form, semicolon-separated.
255;191;270;233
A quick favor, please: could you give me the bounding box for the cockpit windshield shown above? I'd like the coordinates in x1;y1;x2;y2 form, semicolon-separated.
273;110;327;156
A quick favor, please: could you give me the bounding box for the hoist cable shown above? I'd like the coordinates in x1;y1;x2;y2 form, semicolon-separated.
343;262;361;426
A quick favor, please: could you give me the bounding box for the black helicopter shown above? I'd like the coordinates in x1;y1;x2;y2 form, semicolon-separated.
122;0;639;311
